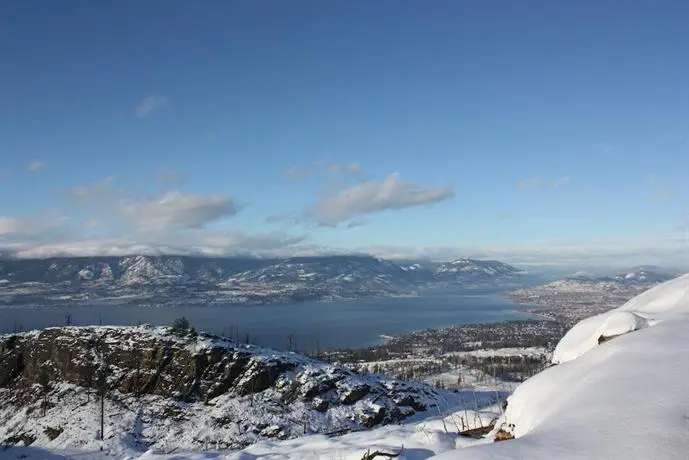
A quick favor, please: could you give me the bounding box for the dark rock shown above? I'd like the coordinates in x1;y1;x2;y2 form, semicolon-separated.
312;397;329;412
340;384;370;404
44;426;63;441
0;326;450;449
395;394;427;411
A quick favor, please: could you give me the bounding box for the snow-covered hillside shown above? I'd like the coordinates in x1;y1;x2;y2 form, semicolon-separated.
207;273;689;459
0;325;503;458
437;273;689;459
5;275;689;459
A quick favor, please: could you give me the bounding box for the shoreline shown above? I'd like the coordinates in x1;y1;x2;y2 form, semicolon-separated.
2;290;557;352
511;309;557;322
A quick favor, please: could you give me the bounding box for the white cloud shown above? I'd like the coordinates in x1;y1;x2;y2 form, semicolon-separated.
346;220;367;229
135;94;167;118
329;162;362;175
2;231;307;259
190;230;305;252
305;173;454;226
264;213;298;225
25;160;45;172
65;176;117;205
285;161;363;181
119;191;240;233
0;215;68;238
360;232;689;269
0;217;33;236
59;178;245;237
3;223;689;269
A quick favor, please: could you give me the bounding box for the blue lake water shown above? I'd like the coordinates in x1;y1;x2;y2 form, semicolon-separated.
0;293;534;351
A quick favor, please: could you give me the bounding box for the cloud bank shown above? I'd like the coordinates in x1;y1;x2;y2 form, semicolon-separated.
3;231;689;270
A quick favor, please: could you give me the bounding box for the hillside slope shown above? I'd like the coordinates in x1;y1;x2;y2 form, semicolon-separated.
0;326;491;457
5;274;688;458
164;273;689;460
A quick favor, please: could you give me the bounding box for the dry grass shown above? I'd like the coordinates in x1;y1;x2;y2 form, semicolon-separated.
494;429;515;442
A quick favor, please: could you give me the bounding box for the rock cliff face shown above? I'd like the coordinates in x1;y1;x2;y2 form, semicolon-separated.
0;326;456;452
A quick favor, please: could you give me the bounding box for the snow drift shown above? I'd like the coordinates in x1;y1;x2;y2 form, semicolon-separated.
436;273;689;459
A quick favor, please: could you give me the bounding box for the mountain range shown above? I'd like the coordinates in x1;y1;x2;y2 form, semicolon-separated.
0;255;529;307
564;266;680;285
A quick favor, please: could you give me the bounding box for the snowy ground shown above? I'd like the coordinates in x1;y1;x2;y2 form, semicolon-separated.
5;274;689;458
441;346;549;359
0;404;502;460
437;272;689;459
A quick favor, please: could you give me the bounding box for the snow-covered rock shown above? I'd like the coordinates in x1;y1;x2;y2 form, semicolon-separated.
0;325;473;454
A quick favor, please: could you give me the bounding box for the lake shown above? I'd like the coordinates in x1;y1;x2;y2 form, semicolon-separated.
0;293;534;351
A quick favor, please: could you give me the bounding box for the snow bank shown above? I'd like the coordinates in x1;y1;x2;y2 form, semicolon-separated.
553;273;689;364
552;310;648;364
434;272;689;459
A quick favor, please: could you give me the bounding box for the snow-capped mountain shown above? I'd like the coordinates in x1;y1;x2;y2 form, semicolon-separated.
432;258;525;287
224;255;414;291
0;255;266;285
0;255;530;306
611;266;679;284
565;266;680;286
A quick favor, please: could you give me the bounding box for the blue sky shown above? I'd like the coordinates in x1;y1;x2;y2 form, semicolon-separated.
1;0;688;267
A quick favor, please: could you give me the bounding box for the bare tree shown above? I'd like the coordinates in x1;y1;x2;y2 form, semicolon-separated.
97;364;109;441
83;364;95;403
360;449;401;460
38;366;50;417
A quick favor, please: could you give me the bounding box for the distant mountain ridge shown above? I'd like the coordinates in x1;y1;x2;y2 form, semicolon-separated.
398;257;526;285
0;255;528;307
434;257;524;285
565;266;680;285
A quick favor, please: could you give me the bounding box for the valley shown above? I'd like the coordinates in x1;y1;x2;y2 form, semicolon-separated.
0;257;684;459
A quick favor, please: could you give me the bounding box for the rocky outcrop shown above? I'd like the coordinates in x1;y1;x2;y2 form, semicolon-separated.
0;326;453;450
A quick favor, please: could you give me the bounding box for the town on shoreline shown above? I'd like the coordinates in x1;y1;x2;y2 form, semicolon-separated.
313;281;651;388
